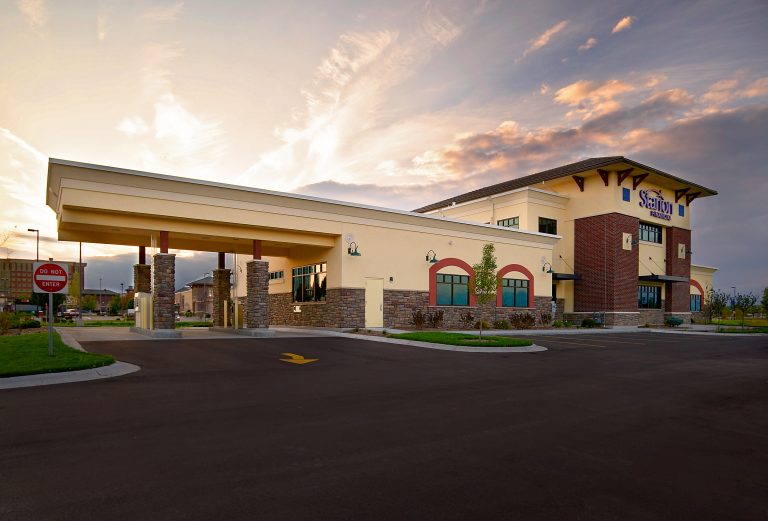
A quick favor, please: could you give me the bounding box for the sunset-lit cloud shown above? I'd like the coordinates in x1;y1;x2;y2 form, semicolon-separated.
611;16;635;34
15;0;47;29
578;37;598;51
521;20;569;59
554;79;634;119
142;1;185;23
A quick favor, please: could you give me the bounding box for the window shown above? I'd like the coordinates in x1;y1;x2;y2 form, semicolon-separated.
638;285;662;309
436;274;469;306
678;204;685;217
639;222;662;244
291;263;327;302
538;217;557;235
690;294;701;312
497;217;519;229
622;187;631;202
269;270;284;281
501;278;529;307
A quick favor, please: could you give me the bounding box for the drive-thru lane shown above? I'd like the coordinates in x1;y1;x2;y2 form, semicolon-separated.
3;334;767;521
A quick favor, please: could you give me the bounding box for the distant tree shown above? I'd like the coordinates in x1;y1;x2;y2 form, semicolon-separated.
762;287;768;317
81;295;97;312
470;243;498;339
68;271;80;308
108;295;120;316
704;287;729;323
733;292;758;328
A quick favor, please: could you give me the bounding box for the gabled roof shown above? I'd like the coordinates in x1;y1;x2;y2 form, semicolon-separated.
413;156;717;213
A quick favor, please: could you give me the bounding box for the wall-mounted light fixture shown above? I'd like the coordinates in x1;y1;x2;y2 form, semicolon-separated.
542;262;554;274
425;250;438;263
347;242;361;256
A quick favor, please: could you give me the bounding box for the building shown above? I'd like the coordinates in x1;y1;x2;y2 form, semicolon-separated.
0;257;86;306
81;288;118;313
45;156;715;334
175;275;226;315
414;156;717;325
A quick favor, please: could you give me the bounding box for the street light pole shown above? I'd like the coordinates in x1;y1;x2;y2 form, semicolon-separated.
120;282;124;315
27;228;39;261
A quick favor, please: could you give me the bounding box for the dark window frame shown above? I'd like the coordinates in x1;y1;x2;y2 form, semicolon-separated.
690;294;702;312
501;278;530;308
639;222;662;244
638;284;662;309
497;217;519;229
538;217;557;235
435;273;470;306
269;270;284;281
291;263;327;303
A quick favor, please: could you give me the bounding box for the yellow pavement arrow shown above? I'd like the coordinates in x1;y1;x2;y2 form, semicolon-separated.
280;352;318;365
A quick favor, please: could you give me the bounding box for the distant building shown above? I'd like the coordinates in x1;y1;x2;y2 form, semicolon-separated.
0;258;86;306
175;275;230;315
82;288;118;313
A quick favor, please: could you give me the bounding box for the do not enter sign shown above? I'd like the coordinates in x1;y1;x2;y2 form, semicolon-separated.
33;262;70;294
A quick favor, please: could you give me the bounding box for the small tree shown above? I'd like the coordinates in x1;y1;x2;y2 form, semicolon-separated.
733;292;757;329
470;243;498;339
82;295;97;312
762;287;768;318
705;286;729;324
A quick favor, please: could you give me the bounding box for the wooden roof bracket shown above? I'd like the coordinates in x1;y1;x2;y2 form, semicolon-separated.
675;187;690;202
685;191;701;206
616;168;634;186
597;169;610;187
572;175;585;192
632;172;649;190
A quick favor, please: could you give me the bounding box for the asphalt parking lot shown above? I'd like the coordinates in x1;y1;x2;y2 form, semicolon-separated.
3;333;767;520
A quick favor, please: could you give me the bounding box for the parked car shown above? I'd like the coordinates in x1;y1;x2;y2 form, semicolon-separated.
59;308;80;319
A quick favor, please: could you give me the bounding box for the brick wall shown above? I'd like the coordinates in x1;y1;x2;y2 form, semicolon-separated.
665;226;692;314
574;213;639;313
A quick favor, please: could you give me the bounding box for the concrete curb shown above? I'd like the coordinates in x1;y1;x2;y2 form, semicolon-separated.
55;327;84;351
0;361;141;390
272;328;546;353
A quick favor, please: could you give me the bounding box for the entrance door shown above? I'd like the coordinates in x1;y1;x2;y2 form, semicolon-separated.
365;278;384;328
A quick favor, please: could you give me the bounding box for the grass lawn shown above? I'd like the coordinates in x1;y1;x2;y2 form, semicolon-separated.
711;318;768;327
388;331;532;347
716;327;768;334
0;332;114;378
54;320;134;327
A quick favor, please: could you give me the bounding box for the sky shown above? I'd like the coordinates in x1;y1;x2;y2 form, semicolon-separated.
1;0;766;294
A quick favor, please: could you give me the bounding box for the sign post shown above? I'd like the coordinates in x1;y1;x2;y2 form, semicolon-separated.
32;261;69;356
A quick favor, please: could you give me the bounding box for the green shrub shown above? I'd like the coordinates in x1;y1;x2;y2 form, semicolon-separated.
184;310;194;317
665;316;684;327
581;318;596;328
474;319;491;330
0;312;12;335
493;319;510;329
509;312;536;329
552;320;565;328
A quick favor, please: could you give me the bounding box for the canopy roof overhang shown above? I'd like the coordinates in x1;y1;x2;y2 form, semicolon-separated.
46;159;559;256
638;275;689;283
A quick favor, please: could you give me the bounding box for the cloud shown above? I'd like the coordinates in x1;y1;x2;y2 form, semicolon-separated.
611;16;636;34
116;116;149;136
740;77;768;98
578;37;598;51
521;20;569;59
16;0;48;29
142;1;185;23
554;79;634;119
238;4;467;191
540;84;551;95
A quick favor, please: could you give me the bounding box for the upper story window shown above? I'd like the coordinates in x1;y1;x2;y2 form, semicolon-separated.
292;263;326;302
436;273;469;306
497;217;519;229
538;217;557;235
639;222;662;244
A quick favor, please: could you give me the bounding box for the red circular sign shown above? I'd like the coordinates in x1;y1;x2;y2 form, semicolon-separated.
34;263;68;293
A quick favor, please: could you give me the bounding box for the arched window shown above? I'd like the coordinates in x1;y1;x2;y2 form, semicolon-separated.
496;264;534;308
690;279;704;312
429;258;475;306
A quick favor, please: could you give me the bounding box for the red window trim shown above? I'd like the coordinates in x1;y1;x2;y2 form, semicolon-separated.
496;264;535;308
429;258;476;306
690;279;704;302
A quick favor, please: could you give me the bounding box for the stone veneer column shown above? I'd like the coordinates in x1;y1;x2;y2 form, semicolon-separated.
133;264;151;294
213;268;231;327
245;260;269;328
152;253;176;329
